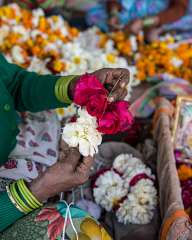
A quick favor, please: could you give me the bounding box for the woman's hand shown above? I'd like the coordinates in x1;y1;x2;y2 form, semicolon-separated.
29;147;93;202
69;68;130;102
128;19;143;34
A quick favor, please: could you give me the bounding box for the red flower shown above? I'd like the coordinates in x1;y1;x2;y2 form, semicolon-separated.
86;93;108;118
35;207;64;240
74;74;108;107
97;101;133;134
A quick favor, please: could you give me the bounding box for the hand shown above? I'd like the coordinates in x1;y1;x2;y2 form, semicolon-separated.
108;16;119;31
129;19;143;34
69;68;130;102
145;27;162;42
29;147;94;202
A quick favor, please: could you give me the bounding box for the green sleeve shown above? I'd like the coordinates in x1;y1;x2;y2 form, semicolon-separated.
0;54;73;112
0;191;24;232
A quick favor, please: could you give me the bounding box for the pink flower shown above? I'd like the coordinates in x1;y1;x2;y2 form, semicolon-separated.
112;101;133;132
97;101;133;134
86;93;108;118
74;74;108;107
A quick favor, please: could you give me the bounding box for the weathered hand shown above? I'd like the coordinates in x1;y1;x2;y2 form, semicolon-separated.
69;68;130;102
29;147;93;202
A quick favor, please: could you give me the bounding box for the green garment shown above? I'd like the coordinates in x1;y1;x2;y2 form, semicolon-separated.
0;53;73;232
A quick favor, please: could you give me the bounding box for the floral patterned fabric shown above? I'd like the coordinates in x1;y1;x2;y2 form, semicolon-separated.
0;111;60;183
0;202;112;240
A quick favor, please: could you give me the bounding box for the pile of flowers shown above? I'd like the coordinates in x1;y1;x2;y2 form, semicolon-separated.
136;39;192;82
93;153;157;224
0;4;129;76
175;150;192;219
62;74;133;156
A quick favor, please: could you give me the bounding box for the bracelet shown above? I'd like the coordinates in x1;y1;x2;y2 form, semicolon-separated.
6;179;43;214
55;75;76;104
143;17;156;27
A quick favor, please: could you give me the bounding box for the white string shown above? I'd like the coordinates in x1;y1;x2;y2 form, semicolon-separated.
61;200;79;240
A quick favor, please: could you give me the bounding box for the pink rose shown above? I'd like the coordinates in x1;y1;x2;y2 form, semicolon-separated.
74;74;108;106
97;101;133;134
112;101;133;132
97;107;120;134
86;93;108;118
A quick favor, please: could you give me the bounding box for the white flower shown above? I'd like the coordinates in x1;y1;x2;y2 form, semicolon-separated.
113;154;142;174
27;57;51;74
32;8;44;27
170;57;183;68
94;170;127;211
62;108;102;156
11;46;26;64
116;179;157;224
0;25;10;45
12;25;29;41
130;35;138;52
123;164;154;188
55;104;77;121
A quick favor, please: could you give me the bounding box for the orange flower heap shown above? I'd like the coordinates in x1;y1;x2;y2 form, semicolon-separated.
0;4;79;71
136;40;192;82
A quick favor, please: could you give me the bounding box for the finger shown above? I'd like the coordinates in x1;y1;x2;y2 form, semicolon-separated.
76;156;94;173
65;148;81;169
110;87;127;101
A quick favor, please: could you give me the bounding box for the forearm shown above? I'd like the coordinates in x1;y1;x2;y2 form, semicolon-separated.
0;54;75;112
157;0;188;26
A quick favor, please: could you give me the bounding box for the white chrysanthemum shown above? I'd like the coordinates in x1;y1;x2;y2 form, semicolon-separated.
130;35;138;52
170;56;183;68
27;57;50;74
62;108;102;156
113;154;142;174
94;171;127;211
11;46;26;64
0;25;10;45
123;164;154;188
32;8;44;27
116;179;157;224
77;108;97;126
55;104;77;121
12;25;29;41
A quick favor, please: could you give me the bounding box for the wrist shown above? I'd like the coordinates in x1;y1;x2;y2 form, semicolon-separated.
55;75;77;104
28;177;48;203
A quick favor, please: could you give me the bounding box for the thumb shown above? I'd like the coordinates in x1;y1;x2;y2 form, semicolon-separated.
65;148;81;169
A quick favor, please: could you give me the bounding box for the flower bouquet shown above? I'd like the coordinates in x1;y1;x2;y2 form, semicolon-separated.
62;74;133;157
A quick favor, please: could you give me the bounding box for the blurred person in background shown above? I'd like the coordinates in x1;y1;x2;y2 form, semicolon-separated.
87;0;191;41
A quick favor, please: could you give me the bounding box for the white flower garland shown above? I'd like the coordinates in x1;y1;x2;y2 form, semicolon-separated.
93;170;127;211
93;153;157;225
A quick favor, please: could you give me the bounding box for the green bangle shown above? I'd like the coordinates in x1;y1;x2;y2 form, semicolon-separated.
10;182;32;213
19;179;43;207
143;17;156;27
6;185;26;214
17;180;39;209
55;75;76;104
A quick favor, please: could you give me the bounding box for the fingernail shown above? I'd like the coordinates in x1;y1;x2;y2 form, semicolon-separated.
120;82;126;88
